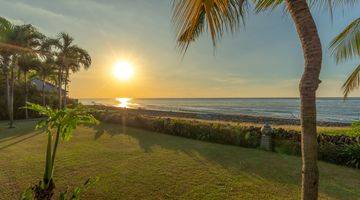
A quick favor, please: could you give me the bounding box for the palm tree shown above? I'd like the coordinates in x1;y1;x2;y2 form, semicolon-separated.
0;50;12;121
44;33;91;108
0;17;43;127
35;56;56;106
330;17;360;98
62;46;91;106
18;54;41;118
0;17;15;127
171;0;354;199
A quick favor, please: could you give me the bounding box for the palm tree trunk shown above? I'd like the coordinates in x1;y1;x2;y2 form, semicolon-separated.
5;70;10;122
24;71;28;119
63;69;69;107
42;76;46;106
8;64;15;128
58;67;62;109
285;0;322;199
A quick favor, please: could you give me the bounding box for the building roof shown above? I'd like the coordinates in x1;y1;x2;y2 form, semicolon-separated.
31;78;66;93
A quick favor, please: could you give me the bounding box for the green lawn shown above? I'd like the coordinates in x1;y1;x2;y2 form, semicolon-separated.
0;121;359;199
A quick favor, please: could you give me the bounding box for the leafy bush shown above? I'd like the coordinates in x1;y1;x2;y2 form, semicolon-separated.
93;109;360;168
341;144;360;168
350;121;360;136
274;139;301;155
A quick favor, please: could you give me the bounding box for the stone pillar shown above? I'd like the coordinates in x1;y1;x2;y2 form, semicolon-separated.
260;123;273;151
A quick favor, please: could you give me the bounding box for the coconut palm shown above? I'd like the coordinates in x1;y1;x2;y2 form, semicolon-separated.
0;50;12;121
171;0;355;199
62;45;91;106
0;17;43;127
330;17;360;98
0;17;15;127
18;54;41;118
44;33;91;108
35;56;57;106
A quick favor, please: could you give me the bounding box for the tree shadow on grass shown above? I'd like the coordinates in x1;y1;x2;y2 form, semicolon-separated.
90;122;360;199
0;120;39;146
0;133;39;150
91;123;300;181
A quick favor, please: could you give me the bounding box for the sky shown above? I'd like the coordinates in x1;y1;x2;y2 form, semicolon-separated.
0;0;359;98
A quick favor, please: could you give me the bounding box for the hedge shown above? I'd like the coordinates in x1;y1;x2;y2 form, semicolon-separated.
92;110;360;169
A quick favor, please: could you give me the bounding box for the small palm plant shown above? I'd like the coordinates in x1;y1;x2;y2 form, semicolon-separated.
25;103;98;200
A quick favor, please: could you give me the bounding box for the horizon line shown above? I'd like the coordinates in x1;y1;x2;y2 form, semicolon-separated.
75;97;358;100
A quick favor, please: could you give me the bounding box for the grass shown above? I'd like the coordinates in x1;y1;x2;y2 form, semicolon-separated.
0;121;359;199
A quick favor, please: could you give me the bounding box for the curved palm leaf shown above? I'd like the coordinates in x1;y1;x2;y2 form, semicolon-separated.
172;0;357;54
254;0;358;13
18;54;41;73
329;17;360;98
68;45;91;70
330;17;360;63
342;64;360;98
58;32;74;51
172;0;248;52
0;21;43;55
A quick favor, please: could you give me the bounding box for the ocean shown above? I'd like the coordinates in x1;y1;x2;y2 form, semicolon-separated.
79;98;360;123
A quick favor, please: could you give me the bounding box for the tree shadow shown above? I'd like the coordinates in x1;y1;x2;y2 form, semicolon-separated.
0;120;39;143
0;133;40;150
91;122;299;179
89;122;359;199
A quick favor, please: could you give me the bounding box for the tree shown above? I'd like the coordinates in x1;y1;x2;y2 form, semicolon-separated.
0;17;43;127
35;56;56;106
0;17;15;127
18;54;41;118
171;0;354;199
44;33;91;109
330;17;360;98
0;50;12;121
25;103;98;199
62;46;91;106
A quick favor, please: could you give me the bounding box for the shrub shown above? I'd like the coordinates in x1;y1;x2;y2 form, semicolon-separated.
91;109;360;168
274;139;301;156
341;144;360;168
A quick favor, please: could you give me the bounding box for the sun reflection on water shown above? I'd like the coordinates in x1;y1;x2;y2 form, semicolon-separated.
116;97;131;108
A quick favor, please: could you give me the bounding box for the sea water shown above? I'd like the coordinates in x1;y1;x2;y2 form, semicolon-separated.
79;98;360;123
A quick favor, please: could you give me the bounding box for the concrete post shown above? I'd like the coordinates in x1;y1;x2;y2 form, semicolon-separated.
260;123;273;151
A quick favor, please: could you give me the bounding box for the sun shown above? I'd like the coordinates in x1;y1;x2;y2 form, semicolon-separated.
113;61;134;80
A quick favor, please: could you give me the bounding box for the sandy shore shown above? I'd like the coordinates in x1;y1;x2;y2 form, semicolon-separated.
88;105;350;127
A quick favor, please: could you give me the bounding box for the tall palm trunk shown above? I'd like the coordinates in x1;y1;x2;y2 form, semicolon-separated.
285;0;322;199
42;76;46;106
8;64;15;128
5;70;10;122
63;69;69;107
24;70;28;119
57;67;62;109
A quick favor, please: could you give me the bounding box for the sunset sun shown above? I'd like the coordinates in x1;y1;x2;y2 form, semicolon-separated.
113;61;134;80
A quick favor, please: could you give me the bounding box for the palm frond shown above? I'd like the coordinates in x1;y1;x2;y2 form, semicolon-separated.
172;0;248;53
0;17;13;34
58;32;74;50
41;37;61;52
330;17;360;63
254;0;358;14
342;64;360;98
18;54;41;72
253;0;284;12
